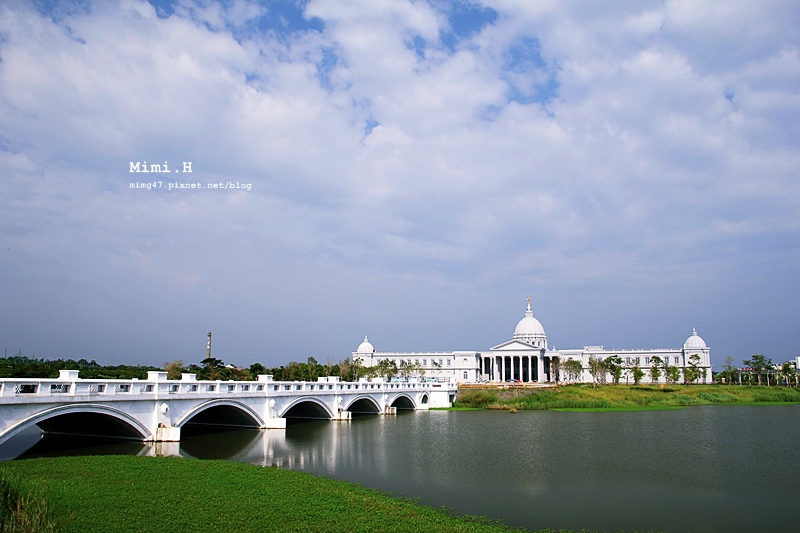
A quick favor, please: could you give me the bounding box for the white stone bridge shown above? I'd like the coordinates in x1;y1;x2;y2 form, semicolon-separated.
0;370;457;446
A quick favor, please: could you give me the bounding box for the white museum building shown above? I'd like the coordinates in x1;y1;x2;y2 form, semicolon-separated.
353;298;712;385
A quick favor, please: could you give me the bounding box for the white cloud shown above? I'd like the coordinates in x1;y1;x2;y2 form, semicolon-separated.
0;0;797;366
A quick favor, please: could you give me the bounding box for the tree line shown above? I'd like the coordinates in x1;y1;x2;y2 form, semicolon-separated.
717;354;796;386
556;353;796;387
0;353;425;382
2;351;795;385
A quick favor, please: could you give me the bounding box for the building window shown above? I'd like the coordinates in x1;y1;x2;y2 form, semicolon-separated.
463;371;468;380
644;357;650;365
674;357;680;364
423;359;427;366
447;360;451;366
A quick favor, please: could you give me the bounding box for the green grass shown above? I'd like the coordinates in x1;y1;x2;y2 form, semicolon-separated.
0;472;57;532
454;385;800;412
1;456;537;533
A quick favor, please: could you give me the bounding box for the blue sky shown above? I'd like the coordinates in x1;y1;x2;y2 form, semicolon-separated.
1;0;798;370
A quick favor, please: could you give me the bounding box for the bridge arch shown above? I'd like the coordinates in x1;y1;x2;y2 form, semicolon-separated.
176;399;265;429
278;398;334;420
0;404;151;445
389;394;416;410
343;395;382;414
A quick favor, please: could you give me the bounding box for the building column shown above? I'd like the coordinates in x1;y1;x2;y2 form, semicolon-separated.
537;356;545;383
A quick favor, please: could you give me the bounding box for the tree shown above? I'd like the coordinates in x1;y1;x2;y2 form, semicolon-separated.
338;358;352;381
351;357;363;381
550;357;560;383
588;355;605;387
626;360;644;386
721;356;738;385
743;354;772;386
164;360;185;380
306;357;319;381
377;358;398;380
563;358;583;383
249;362;266;377
604;356;623;385
683;354;701;384
199;357;225;380
665;364;680;385
649;356;663;384
779;362;794;386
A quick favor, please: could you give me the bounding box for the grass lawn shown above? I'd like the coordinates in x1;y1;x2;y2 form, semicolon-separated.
455;384;800;411
1;455;540;533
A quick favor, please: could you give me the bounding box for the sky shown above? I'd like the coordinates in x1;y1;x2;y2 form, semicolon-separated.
1;0;798;371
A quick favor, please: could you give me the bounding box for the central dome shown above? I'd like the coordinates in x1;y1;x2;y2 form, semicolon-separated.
512;298;547;347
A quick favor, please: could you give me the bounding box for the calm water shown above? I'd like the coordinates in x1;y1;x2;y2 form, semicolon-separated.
5;406;799;532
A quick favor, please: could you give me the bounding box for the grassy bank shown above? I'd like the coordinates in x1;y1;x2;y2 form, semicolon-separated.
0;455;548;533
454;384;800;411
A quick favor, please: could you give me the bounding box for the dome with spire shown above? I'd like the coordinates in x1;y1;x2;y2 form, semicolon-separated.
356;335;375;354
512;297;547;347
684;328;707;350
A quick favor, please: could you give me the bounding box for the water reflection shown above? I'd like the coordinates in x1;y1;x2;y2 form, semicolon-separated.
2;406;798;533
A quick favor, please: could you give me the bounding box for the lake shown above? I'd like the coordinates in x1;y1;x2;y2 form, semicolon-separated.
5;405;799;532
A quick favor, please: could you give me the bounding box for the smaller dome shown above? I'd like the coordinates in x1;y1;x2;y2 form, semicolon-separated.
684;328;707;349
356;335;374;354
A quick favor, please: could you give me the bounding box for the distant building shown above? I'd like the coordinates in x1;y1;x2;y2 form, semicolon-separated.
354;298;712;384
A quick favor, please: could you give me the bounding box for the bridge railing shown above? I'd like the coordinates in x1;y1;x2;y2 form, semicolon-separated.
0;372;457;402
264;379;456;395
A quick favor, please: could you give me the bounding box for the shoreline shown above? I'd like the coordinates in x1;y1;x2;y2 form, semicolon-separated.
452;383;800;411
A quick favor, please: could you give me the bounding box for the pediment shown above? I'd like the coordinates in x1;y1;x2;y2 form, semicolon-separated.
489;339;542;352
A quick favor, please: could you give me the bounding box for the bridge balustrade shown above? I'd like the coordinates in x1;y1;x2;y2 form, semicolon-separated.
0;376;454;402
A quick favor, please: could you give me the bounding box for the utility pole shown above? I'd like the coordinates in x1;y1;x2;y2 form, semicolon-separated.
206;332;212;360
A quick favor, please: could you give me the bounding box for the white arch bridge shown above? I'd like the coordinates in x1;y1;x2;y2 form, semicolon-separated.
0;371;457;445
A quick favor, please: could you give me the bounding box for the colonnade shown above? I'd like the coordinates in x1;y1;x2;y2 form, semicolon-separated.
481;355;556;383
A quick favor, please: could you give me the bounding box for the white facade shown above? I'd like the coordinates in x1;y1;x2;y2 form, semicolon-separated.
354;298;712;384
353;336;481;383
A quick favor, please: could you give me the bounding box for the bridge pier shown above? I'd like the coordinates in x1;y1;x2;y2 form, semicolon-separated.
263;417;287;429
332;410;352;421
154;424;181;442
